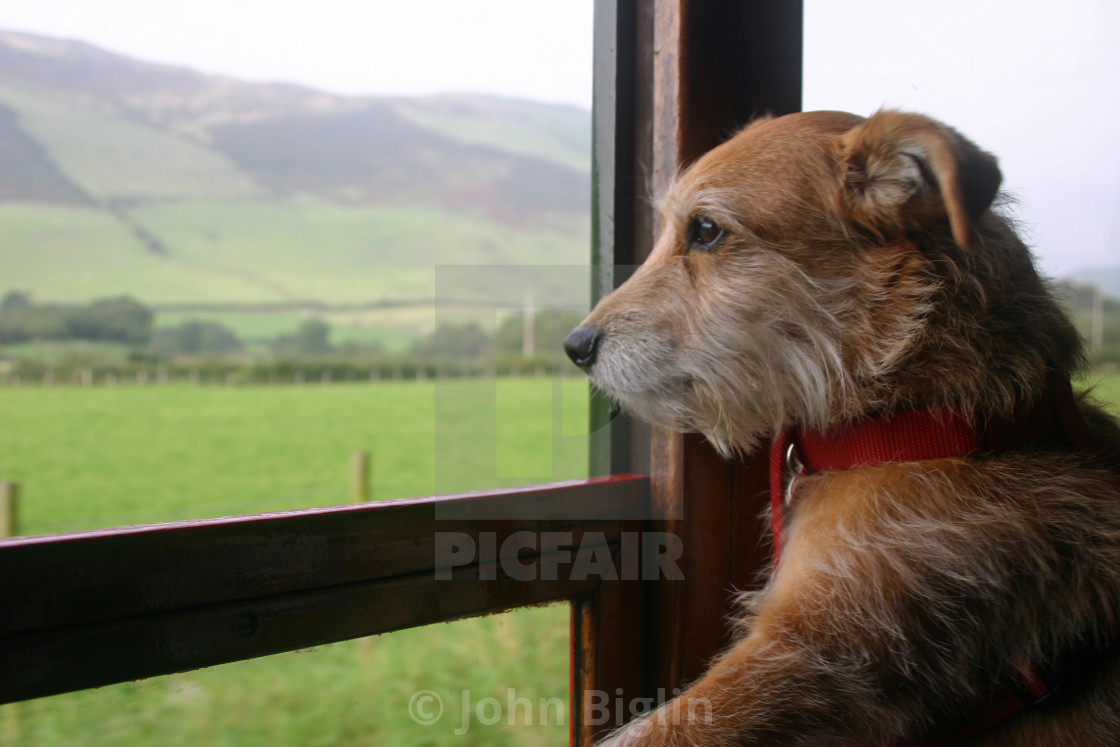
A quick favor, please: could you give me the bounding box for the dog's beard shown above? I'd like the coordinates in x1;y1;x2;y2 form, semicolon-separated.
592;373;771;458
587;355;697;435
588;317;851;458
580;252;927;456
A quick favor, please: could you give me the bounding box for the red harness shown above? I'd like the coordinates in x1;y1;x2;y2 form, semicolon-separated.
767;376;1112;744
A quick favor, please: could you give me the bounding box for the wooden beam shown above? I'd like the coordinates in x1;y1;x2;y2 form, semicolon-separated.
0;475;649;704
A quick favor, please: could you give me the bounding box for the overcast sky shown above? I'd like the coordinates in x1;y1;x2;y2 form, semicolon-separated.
0;0;1116;277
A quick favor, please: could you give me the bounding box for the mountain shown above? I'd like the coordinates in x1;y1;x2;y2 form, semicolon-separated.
0;28;591;315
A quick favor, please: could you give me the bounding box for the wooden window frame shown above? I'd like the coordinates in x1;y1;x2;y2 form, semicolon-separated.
0;3;801;745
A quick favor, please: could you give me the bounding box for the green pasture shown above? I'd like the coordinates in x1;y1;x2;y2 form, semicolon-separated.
0;378;593;746
0;378;591;536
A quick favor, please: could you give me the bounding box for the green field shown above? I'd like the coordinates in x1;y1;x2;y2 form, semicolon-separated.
0;378;593;746
1087;371;1120;414
0;378;592;535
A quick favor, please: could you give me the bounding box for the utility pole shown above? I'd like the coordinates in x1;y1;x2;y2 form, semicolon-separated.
522;288;536;358
1091;285;1104;352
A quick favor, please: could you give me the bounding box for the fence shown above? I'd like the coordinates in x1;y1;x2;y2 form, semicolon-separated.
0;452;377;541
0;357;582;388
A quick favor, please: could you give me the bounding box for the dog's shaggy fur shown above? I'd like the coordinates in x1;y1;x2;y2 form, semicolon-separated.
567;110;1120;746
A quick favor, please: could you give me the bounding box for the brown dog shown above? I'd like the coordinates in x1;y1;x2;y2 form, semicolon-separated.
565;110;1120;746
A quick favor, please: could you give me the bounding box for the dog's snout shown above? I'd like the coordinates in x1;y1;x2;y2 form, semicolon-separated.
564;325;602;368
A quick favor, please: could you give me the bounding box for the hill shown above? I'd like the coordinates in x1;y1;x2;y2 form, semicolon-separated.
0;28;591;320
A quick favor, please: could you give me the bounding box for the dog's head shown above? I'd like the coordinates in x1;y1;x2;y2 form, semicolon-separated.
565;109;1019;456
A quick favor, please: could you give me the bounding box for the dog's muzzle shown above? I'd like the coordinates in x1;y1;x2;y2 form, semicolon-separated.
563;325;601;369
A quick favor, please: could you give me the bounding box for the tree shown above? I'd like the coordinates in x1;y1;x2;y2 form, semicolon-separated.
153;320;244;355
69;297;154;345
295;318;331;355
0;291;32;313
0;291;33;343
412;322;494;358
497;309;586;355
271;318;333;356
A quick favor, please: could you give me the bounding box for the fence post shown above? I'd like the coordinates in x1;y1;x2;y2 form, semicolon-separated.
1;481;18;539
351;451;371;504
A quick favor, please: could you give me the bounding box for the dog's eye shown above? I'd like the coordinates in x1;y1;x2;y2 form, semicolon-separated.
689;216;725;250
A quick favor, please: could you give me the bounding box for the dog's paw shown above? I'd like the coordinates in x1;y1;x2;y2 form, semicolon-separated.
594;693;723;746
595;712;677;746
595;717;653;746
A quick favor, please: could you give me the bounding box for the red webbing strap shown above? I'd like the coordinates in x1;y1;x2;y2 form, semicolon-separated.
770;406;987;566
796;407;981;472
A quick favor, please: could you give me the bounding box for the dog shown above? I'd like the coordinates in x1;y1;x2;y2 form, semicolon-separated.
564;110;1120;746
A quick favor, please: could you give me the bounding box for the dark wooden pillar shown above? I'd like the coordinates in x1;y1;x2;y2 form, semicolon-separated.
574;1;802;743
572;3;648;745
642;0;802;695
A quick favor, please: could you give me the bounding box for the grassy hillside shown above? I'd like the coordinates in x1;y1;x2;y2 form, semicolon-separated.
0;102;87;203
0;201;589;305
0;204;264;302
393;95;591;173
0;28;592;321
0;83;264;202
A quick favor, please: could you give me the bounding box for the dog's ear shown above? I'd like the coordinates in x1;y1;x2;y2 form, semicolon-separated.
839;110;1001;250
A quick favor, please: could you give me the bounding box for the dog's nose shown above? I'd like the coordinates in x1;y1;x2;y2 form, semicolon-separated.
564;325;601;368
